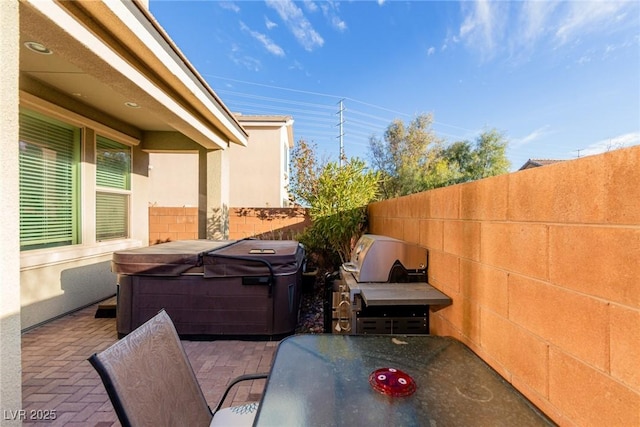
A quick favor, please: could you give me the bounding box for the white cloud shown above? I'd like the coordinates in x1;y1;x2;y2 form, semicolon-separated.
458;0;507;60
289;60;304;71
513;125;552;147
228;44;262;71
441;30;459;52
330;15;347;32
581;132;640;156
218;2;240;13
517;1;558;46
303;1;318;13
427;46;435;56
320;1;347;32
266;0;324;51
555;1;632;45
456;1;638;63
265;17;278;30
240;21;285;57
577;55;591;65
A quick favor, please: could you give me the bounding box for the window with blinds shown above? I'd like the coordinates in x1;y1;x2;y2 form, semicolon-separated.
96;136;131;241
19;112;80;251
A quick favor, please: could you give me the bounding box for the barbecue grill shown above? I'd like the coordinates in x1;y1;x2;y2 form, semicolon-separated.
332;234;451;335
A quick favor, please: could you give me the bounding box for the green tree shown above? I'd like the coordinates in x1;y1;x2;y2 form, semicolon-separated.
440;129;510;185
369;113;444;198
289;138;380;267
288;139;326;206
309;159;379;264
369;115;510;197
470;128;511;179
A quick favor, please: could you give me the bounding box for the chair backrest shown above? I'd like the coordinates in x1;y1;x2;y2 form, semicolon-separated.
89;310;212;427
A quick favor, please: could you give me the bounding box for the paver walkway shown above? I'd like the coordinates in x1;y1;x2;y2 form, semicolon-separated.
21;298;278;426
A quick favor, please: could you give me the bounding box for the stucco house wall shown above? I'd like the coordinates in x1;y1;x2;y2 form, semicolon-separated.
149;152;199;208
1;1;22;422
15;0;247;330
2;0;248;413
228;115;294;208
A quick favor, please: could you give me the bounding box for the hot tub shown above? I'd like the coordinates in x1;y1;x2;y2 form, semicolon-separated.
113;239;305;339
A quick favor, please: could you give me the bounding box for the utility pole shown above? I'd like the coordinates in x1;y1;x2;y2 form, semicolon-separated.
337;99;345;167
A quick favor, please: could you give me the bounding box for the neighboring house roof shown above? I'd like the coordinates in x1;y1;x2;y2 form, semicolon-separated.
235;114;295;148
19;0;248;149
518;159;564;170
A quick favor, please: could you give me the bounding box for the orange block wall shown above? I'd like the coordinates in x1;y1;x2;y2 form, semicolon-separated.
367;145;640;426
148;207;199;245
149;206;311;244
228;207;311;240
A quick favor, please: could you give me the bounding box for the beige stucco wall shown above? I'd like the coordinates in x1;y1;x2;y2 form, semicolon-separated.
0;1;22;423
228;126;288;207
206;148;231;239
143;131;228;239
149;152;199;207
20;258;115;329
18;94;150;330
368;145;640;426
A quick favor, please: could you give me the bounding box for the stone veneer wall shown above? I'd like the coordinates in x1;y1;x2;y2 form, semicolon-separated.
367;145;639;426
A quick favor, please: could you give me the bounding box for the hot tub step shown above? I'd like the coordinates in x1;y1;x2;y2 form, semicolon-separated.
95;304;116;318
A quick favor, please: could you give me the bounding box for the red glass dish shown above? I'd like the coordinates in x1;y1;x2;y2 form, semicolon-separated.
369;367;417;397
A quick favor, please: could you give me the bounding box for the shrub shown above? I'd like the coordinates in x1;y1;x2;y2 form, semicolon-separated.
300;158;379;269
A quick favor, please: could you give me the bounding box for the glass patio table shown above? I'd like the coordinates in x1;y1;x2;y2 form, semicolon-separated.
253;334;555;426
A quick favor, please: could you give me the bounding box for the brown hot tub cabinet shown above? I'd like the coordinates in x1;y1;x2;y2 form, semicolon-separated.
113;239;305;339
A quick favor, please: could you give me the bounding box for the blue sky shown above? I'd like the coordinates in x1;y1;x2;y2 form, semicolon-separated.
150;0;640;170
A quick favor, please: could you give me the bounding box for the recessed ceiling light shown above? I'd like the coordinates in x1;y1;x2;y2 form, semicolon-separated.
24;41;53;55
124;101;140;109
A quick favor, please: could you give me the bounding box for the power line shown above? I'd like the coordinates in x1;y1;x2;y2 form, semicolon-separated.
205;75;541;163
207;73;417;119
212;74;460;123
217;89;336;111
205;74;345;100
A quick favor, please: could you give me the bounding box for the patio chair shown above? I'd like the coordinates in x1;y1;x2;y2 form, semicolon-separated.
88;309;268;427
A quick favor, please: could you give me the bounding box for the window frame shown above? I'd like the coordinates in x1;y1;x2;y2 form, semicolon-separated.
95;135;132;242
18;110;82;251
19;94;142;269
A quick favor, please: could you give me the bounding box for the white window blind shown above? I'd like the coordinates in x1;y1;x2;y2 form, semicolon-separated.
96;136;131;241
19;112;80;250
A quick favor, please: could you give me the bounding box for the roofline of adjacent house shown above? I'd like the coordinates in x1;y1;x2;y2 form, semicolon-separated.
235;114;294;124
518;158;564;170
235;114;295;148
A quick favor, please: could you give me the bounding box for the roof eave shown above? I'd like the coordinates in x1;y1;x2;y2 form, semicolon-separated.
27;0;248;149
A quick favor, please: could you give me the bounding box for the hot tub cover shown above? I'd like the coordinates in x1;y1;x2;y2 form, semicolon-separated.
112;240;235;276
204;240;305;277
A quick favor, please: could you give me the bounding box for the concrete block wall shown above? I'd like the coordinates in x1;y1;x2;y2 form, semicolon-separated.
148;207;310;244
228;207;311;240
149;207;199;244
367;145;640;426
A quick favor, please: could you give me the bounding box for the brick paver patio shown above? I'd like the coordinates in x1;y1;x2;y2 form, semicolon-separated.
21;298;278;426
